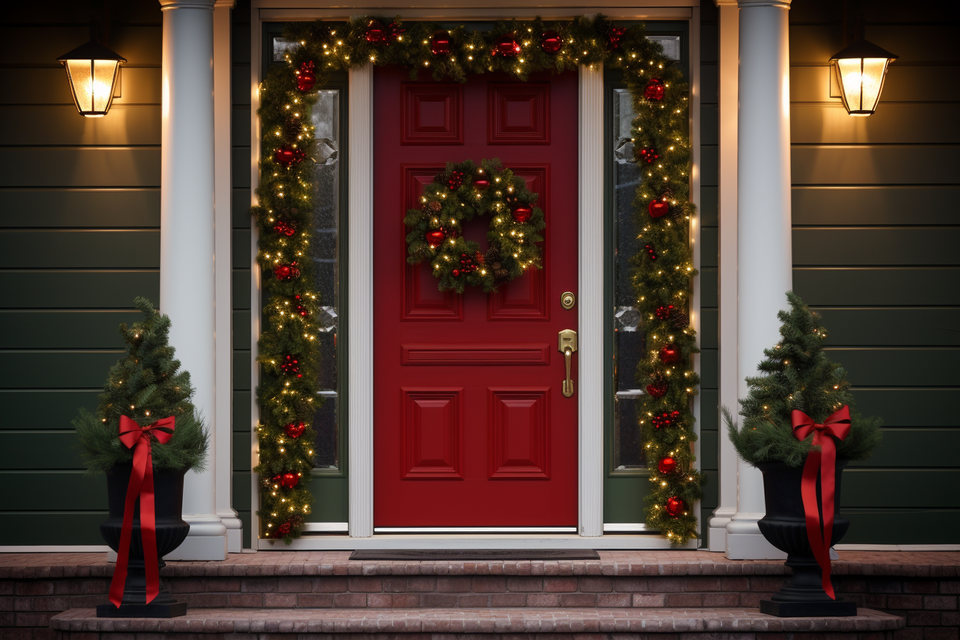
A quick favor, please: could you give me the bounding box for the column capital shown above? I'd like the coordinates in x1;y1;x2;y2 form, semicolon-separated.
738;0;791;7
159;0;215;10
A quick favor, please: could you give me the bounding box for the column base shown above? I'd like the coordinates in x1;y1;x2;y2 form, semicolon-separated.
165;517;228;561
218;508;244;553
725;516;787;560
707;507;737;552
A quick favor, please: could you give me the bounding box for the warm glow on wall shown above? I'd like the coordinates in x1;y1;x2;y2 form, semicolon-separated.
58;41;126;118
830;39;898;116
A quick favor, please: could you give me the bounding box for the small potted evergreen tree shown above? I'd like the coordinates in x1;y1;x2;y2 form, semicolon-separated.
725;292;882;617
72;297;208;618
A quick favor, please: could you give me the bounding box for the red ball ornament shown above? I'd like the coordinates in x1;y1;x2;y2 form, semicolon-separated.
273;219;297;237
425;230;446;246
665;496;686;517
280;355;302;377
638;147;660;164
473;178;490;190
512;206;532;224
284;422;306;438
493;34;521;58
541;30;563;55
281;472;299;489
452;269;461;277
295;61;316;92
645;243;658;261
274;521;292;537
274;262;300;281
274;145;305;168
658;457;678;474
607;26;627;50
646;382;668;398
644;78;666;102
430;30;453;56
364;20;388;45
649;198;670;218
659;344;681;364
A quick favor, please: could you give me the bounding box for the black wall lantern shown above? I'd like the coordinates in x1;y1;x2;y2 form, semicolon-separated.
58;40;126;118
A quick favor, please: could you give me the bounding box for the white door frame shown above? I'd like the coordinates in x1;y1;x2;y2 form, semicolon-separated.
249;1;700;550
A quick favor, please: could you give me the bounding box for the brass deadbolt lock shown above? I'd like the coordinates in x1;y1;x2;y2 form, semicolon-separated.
560;291;576;310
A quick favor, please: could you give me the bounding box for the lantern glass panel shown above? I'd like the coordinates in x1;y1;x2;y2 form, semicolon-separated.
64;59;120;116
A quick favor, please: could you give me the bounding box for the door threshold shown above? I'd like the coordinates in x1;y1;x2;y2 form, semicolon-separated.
374;527;578;534
256;533;694;550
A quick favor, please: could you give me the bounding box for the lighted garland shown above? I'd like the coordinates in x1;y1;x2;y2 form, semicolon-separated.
255;14;702;544
405;159;545;293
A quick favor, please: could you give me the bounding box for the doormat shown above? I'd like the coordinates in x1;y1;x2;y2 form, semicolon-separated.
349;549;600;561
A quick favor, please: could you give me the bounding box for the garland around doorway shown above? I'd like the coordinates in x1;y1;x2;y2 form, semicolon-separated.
252;15;703;544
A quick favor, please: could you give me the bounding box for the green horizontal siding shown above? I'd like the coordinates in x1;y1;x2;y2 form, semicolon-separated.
787;7;960;544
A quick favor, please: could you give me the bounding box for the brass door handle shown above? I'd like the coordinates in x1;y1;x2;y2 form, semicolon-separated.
558;329;577;398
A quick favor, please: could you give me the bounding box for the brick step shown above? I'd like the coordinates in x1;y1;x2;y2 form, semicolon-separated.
50;606;904;639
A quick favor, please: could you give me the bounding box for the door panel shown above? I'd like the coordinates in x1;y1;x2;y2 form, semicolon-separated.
373;66;578;526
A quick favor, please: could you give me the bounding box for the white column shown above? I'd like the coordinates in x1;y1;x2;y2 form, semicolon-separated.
159;0;227;561
578;63;604;538
347;64;375;538
725;0;792;560
212;0;243;553
709;0;741;552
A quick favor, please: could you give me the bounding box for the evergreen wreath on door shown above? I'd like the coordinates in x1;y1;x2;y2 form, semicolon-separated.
404;158;546;293
253;15;703;545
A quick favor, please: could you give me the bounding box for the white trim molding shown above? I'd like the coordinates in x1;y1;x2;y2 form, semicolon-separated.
249;1;702;550
709;0;740;553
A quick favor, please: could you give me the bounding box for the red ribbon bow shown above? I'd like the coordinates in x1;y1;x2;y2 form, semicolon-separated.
109;415;175;608
791;405;851;600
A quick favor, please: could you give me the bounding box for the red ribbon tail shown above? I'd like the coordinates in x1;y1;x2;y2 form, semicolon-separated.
819;439;839;600
109;443;147;608
800;449;833;599
141;445;160;604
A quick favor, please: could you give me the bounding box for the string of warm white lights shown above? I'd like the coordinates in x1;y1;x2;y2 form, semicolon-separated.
254;14;702;544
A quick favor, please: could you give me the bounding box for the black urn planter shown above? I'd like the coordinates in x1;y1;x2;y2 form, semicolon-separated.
757;460;857;617
96;464;190;618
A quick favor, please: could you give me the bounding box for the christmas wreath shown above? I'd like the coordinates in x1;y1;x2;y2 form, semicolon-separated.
404;159;545;293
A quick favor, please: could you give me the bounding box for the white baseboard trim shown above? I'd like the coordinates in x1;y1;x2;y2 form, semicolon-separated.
835;544;960;552
0;545;110;553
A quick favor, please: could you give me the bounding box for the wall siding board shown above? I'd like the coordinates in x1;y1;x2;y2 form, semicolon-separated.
0;106;162;146
843;469;960;508
0;148;161;188
850;429;960;468
842;509;960;545
0;471;106;510
0;513;108;545
792;103;960;144
0;230;159;268
793;186;959;226
816;308;960;346
0;432;86;470
0;68;163;106
2;189;160;228
0;351;123;389
793;228;960;266
791;146;959;186
852;389;960;428
823;348;959;387
0;272;160;308
794;268;960;306
0;311;142;349
0;391;99;430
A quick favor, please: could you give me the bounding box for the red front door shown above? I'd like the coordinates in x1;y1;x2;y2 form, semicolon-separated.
373;66;579;527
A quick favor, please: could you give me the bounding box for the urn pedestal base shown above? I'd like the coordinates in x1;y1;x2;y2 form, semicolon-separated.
760;599;857;617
